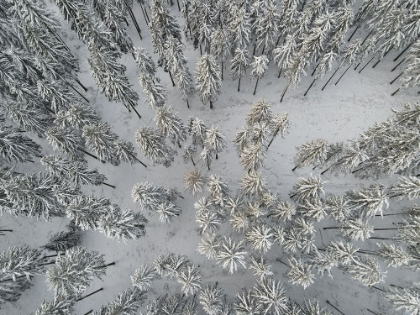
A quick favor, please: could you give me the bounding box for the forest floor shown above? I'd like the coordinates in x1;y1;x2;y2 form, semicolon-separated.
1;1;419;314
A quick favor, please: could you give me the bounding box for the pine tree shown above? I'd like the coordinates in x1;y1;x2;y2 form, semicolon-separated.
131;264;159;291
342;256;386;286
338;219;374;241
386;286;420;315
177;264;202;296
205;125;227;159
184;169;207;196
252;122;270;147
97;207;148;242
155;107;187;147
216;236;247;273
33;296;75;315
289;175;325;203
135;126;175;167
94;288;145;315
267;113;290;149
246;99;272;126
326;241;357;265
293;139;329;171
195;54;222;109
233;127;251;153
252;276;288;315
376;243;412;267
250;55;269;95
246;224;274;253
390;176;420;200
240;143;266;172
200;147;213;171
325;195;350;222
230;47;250;92
113;139;147;167
240;170;267;197
65;194;110;231
310;249;337;278
0;125;41;163
46;126;84;160
270;200;296;222
42;230;80;252
131;182;169;212
273;35;297;77
211;27;231;80
0;246;45;281
199;283;224;315
253;2;281;56
228;5;251;51
188;116;208;148
345;184;389;219
54;103;100;130
197;232;221;260
156;202;182;223
299;198;326;222
281;51;307;102
287;257;315;289
46;247;110;297
248;255;273;278
82;123;119;165
234;289;260;315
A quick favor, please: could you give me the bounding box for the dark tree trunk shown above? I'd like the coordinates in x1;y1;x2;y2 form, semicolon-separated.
367;309;381;315
168;71;176;87
372;58;382;69
322;67;340;90
46;25;71;52
311;63;320;76
275;258;290;268
78;148;105;163
191;156;195;166
394;41;414;61
277;68;282;78
391;58;405;72
374;228;399;231
347;24;360;42
354;62;361;70
304;78;316;96
390;284;404;290
76;288;104;301
130;104;142;119
383;46;393;58
391;88;400;96
126;4;142;40
252;43;257;56
238;76;241;92
200;44;202;55
102;182;116;188
326;300;345;315
390;72;403;84
361;30;373;46
0;229;12;232
369;237;393;240
323;227;341;230
210;100;213;109
280;83;290;102
375;212;405;217
221;61;224;80
140;3;150;24
261;45;265;55
176;0;181;11
253;77;260;95
84;311;93;315
358;56;375;73
63;78;89;103
371;286;386;293
75;78;88;92
216;153;218;160
95;262;116;269
186;99;190;108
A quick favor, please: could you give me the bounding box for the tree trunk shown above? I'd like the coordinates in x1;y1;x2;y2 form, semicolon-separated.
311;63;320;76
102;182;116;188
304;78;316;96
128;152;147;168
78;148;105;163
367;309;381;315
210;100;213;109
390;284;404;290
237;76;241;92
176;0;181;11
373;228;399;231
326;300;345;315
390;72;403;84
130;103;142;119
375;212;405;217
394;41;414;61
63;78;89;103
168;71;176;87
261;45;265;55
361;30;373;46
275;258;290;268
200;44;202;55
280;83;290;102
383;46;394;58
215;153;218;160
186;99;190;108
391;88;400;96
371;286;387;293
354;62;361;70
267;129;279;149
391;58;405;72
372;58;382;69
347;24;360;42
322;67;340;90
358;56;375;73
323;227;341;230
140;3;149;24
252;43;257;56
94;262;116;269
253;77;260;95
84;311;93;315
76;288;104;301
46;25;71;52
124;17;129;26
75;78;88;92
191;156;195;166
277;68;282;78
369;237;393;240
126;4;142;40
221;61;224;80
0;229;12;232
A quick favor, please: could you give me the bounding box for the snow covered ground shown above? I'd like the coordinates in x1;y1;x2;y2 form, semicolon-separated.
1;1;419;314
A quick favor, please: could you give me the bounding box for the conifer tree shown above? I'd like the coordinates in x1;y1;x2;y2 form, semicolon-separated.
188;116;208;148
131;182;169;212
216;236;247;273
240;143;266;172
246;99;273;126
386;286;420;315
246;224;274;253
230;48;250;92
113;139;147;167
342;257;386;286
131;264;159;291
248;255;273;278
155;107;187;147
325;195;350;222
46;247;111;297
93;288;146;315
289;175;325;203
135;126;175;167
273;35;297;78
54;103;100;130
82;123;120;165
267;112;290;149
270;200;296;222
184;169;207;196
195;54;222;109
287;257;315;289
197;232;221;260
376;243;412;267
211;28;231;80
327;241;357;265
33;296;75;315
200;146;213;171
177;264;202;296
228;5;251;52
345;184;389;219
97;207;148;242
0;246;45;281
252;276;288;315
0;272;32;304
253;2;281;56
46;126;84;160
199;283;224;315
240;170;267;197
310;249;337;278
0;125;41;163
293;139;329;171
42;230;80;252
205;125;227;159
234;289;260;315
250;55;269;95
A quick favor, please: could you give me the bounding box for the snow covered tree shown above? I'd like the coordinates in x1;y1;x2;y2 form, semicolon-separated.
376;243;412;267
287;257;315;289
250;55;269;95
82;123;119;165
195;54;222;109
267;112;290;149
253;2;281;56
234;289;260;315
0;271;32;304
270;200;296;222
386;286;420;315
289;175;325;203
97;207;148;242
325;219;374;241
248;255;273;278
293;139;329;171
211;27;231;80
177;264;202;296
325;195;350;222
184;169;207;196
310;249;337;278
94;288;146;315
252;276;288;315
240;170;267;197
305;50;336;96
273;35;297;77
281;51;308;102
389;176;420;200
131;264;159;291
54;103;100;130
33;296;75;315
113;139;147;167
0;125;41;163
65;194;110;231
46;246;111;297
183;145;197;166
230;48;250;92
42;230;80;252
199;283;224;315
156;202;182;223
188;116;208;148
228;5;251;51
131;182;169;212
155;107;187;147
197;232;221;260
216;236;247;273
245;224;274;253
246;99;272;126
200;147;213;171
320;142;368;175
46;126;84;160
135;126;175;167
207;174;229;202
342;256;386;286
205;125;227;159
345;184;389;219
299;198;326;222
233;127;251;153
240;143;266;172
2;172;64;220
0;246;45;281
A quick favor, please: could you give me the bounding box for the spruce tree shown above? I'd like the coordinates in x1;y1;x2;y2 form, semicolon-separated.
342;257;386;286
216;236;247;273
0;246;45;281
184;169;207;196
293;139;329;171
195;54;222;109
33;296;75;315
46;126;84;160
93;288;146;315
250;55;269;95
289;174;325;203
252;276;288;315
131;264;159;291
230;48;250;92
42;230;80;252
0;125;41;163
154;106;187;147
